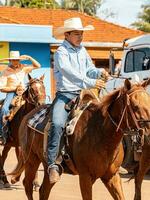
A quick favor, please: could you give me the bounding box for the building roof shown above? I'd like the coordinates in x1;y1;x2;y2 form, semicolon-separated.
0;6;144;43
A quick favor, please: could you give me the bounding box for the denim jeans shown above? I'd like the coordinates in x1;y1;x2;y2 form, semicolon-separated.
47;91;79;167
0;92;15;138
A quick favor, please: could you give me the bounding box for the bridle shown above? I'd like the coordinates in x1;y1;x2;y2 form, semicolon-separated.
107;88;150;138
25;78;46;105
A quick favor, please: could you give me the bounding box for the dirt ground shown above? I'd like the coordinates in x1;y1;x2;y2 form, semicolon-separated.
0;147;150;200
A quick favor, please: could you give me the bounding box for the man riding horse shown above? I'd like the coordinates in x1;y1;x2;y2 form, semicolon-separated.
0;51;41;145
47;17;110;184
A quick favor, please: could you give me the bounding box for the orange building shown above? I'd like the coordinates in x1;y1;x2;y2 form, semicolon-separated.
0;7;144;98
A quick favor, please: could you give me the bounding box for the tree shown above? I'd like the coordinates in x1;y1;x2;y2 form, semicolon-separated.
131;4;150;33
60;0;103;16
8;0;60;9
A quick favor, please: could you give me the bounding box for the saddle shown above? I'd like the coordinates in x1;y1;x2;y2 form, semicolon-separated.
27;89;99;175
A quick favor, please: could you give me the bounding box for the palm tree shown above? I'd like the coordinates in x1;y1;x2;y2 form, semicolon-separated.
131;4;150;33
61;0;103;16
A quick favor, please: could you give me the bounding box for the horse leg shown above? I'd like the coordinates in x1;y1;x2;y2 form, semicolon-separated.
79;174;94;200
23;154;40;200
33;171;40;192
39;164;55;200
11;146;23;184
102;172;125;200
134;154;150;200
1;145;11;187
0;154;5;188
1;145;11;166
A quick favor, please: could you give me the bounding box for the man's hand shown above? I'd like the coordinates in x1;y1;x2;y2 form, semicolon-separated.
95;79;105;89
19;55;31;61
16;85;25;96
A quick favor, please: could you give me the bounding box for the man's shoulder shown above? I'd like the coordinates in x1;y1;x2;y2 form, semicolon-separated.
2;66;11;75
80;46;87;52
55;45;68;55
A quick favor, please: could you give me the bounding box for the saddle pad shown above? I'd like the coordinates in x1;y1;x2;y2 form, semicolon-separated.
27;104;51;134
65;101;92;135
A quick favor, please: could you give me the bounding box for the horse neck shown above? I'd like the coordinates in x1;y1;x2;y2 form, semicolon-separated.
105;122;123;150
24;101;36;114
102;108;124;151
74;102;124;154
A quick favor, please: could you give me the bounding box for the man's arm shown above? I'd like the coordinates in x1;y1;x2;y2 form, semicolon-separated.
85;49;109;80
54;50;96;89
20;55;41;73
0;86;16;93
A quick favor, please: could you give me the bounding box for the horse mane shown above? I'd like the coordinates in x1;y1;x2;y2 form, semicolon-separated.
100;88;122;116
100;82;145;116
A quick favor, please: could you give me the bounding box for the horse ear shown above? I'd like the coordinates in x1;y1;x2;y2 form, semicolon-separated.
40;74;45;81
28;74;32;80
124;79;131;91
141;78;150;88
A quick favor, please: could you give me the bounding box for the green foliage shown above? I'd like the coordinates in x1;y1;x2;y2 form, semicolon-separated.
6;0;104;17
61;0;103;16
132;4;150;33
9;0;60;9
6;0;106;18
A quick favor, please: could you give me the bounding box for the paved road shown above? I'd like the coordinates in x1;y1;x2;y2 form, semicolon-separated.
0;147;150;200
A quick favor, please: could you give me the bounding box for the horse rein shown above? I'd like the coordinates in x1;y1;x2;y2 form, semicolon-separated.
107;89;150;137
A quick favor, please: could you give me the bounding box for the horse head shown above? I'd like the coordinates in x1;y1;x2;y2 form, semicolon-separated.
103;78;150;134
23;74;46;106
125;79;150;131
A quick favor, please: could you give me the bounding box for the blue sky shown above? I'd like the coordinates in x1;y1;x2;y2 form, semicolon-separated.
98;0;147;28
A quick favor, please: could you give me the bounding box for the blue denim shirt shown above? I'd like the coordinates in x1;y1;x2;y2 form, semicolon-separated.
54;40;103;92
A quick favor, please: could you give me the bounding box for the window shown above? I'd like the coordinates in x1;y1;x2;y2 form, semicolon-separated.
124;48;150;73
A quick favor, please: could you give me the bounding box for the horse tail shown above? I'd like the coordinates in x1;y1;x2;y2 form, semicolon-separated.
8;107;40;179
9;105;47;182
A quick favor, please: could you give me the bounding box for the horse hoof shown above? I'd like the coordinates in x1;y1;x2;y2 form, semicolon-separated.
0;180;4;189
3;183;11;188
34;183;40;192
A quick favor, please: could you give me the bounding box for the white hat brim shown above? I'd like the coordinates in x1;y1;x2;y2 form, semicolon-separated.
0;57;21;61
54;25;94;36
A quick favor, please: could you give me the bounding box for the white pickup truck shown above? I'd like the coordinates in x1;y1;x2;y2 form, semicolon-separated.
105;34;150;93
101;34;150;171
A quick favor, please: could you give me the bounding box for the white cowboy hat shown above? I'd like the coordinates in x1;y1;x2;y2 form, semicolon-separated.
0;51;21;61
54;17;94;36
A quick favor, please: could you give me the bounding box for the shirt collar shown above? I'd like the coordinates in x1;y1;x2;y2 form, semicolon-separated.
63;40;82;51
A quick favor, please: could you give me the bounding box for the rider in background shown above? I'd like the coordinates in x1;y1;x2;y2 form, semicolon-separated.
47;17;110;184
0;51;41;145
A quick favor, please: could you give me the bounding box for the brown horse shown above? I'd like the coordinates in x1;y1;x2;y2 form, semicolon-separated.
11;79;150;200
0;74;46;188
